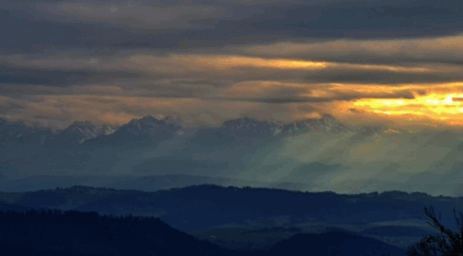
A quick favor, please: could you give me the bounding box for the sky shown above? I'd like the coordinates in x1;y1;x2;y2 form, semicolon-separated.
2;0;463;130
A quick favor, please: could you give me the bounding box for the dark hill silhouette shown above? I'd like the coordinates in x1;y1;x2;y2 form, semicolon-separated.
0;243;73;256
264;231;407;256
0;201;31;212
0;209;250;256
1;183;459;252
0;208;410;256
64;184;459;231
358;226;440;237
2;184;461;233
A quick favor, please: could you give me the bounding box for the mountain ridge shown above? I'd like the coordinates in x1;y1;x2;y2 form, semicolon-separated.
3;114;463;197
0;114;406;139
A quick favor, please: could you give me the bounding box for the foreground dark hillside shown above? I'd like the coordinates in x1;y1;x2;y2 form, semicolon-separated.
0;208;407;256
1;184;456;251
0;209;245;256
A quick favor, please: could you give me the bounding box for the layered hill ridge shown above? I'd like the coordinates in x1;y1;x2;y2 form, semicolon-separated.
0;205;409;256
0;184;449;253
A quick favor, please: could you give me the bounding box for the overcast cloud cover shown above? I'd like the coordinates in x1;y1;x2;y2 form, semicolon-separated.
2;0;463;130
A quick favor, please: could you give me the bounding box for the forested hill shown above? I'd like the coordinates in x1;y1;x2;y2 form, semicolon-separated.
0;209;247;256
0;208;406;256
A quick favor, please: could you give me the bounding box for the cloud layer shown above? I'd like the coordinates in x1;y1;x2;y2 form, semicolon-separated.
2;0;463;129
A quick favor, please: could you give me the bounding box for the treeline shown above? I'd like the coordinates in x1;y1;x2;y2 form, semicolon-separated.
0;209;243;256
2;197;460;255
0;208;409;256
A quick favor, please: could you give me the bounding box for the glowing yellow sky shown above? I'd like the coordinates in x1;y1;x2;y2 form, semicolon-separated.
189;56;463;129
349;84;463;127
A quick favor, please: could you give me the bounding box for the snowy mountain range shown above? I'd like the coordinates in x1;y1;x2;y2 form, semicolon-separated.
117;115;183;137
2;114;463;196
61;121;118;143
0;114;356;145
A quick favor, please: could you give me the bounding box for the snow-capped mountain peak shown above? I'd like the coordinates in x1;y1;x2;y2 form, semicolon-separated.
133;115;160;125
62;121;117;143
354;125;387;136
100;124;117;135
0;118;46;136
284;114;351;135
65;120;96;131
318;114;351;133
219;114;353;136
320;114;338;124
0;118;56;145
384;128;402;134
121;115;183;136
161;116;183;127
222;117;280;132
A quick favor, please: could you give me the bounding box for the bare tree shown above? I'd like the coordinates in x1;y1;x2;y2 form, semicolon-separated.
407;205;463;256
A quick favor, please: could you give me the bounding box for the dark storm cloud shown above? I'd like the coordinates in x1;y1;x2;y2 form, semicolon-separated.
2;0;463;129
223;89;417;104
0;65;142;87
349;108;363;113
0;85;62;98
1;101;26;111
231;36;463;67
217;79;418;104
415;89;427;96
2;0;463;54
304;68;459;85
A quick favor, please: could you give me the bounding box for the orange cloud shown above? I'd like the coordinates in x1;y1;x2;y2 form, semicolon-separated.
126;54;437;75
5;37;463;131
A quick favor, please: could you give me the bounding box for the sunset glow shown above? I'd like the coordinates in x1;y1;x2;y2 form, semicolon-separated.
6;0;463;229
3;0;463;131
351;89;463;126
